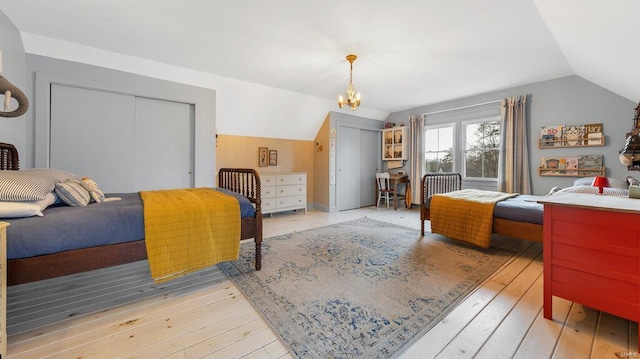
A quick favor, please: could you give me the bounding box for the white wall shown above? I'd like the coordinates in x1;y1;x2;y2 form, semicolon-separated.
20;32;388;141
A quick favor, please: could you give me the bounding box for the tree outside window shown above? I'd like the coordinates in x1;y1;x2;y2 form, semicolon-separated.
464;120;500;178
424;126;453;173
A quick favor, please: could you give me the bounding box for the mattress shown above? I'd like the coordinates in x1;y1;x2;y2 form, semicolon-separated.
5;189;255;260
425;194;543;225
492;195;543;224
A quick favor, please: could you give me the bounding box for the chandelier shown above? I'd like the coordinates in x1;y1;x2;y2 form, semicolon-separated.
337;54;361;111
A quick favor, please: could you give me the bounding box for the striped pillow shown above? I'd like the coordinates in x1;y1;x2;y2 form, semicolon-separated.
0;169;80;201
54;181;90;207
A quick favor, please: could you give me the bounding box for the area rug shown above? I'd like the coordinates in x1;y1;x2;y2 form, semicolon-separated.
220;217;516;358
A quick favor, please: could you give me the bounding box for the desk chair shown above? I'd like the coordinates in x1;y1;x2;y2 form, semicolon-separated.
376;172;395;208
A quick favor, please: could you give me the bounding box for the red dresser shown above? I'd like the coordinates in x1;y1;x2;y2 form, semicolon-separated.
540;193;640;341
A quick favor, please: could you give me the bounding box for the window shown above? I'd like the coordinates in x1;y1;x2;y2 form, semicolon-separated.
424;126;454;173
463;119;500;179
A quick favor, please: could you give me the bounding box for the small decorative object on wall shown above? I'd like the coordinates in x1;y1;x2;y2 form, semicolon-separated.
562;125;585;146
269;150;278;166
538;123;604;148
539;154;604;177
0;75;29;118
258;147;269;167
540;125;564;147
619;103;640;170
584;123;603;145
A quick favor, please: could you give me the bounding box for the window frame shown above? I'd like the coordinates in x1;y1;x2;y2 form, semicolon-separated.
424;123;456;174
461;116;501;181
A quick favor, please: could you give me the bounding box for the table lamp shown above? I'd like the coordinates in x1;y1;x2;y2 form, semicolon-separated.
591;176;610;194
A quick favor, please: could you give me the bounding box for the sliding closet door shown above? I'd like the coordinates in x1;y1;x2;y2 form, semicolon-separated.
49;85;194;193
337;126;361;210
359;129;378;207
50;84;136;192
337;126;378;210
134;97;194;191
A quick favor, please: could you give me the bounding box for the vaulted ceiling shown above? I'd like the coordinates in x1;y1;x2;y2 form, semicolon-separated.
0;0;637;114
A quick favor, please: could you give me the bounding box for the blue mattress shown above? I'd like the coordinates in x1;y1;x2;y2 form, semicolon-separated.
425;194;543;225
5;189;255;260
492;195;543;225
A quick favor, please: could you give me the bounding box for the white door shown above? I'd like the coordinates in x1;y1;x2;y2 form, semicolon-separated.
134;97;194;191
359;129;379;207
337;126;379;210
50;84;136;192
337;126;360;210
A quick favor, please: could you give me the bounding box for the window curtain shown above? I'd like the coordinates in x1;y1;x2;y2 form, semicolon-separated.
408;114;425;204
498;95;531;194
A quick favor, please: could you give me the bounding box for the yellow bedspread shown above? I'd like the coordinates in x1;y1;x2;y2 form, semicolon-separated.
430;189;517;248
140;188;240;283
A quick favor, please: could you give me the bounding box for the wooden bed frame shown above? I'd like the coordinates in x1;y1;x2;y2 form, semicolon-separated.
6;167;263;285
420;173;542;243
0;142;19;171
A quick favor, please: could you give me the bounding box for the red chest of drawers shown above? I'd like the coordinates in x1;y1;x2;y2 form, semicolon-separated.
540;193;640;342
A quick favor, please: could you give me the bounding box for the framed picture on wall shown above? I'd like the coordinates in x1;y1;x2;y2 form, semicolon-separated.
269;150;277;166
259;147;269;167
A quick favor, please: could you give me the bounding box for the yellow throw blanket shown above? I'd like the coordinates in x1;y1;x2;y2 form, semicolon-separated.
430;189;517;248
140;188;240;283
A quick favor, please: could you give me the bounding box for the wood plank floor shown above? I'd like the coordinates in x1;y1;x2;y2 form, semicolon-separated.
7;206;638;358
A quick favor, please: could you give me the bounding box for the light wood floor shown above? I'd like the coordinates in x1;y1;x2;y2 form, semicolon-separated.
7;207;638;358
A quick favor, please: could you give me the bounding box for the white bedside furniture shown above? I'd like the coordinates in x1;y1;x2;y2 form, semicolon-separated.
261;172;307;215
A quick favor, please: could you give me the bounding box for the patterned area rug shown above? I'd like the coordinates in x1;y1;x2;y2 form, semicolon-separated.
220;217;516;358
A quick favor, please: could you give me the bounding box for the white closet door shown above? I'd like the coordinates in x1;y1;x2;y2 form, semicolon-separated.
359;129;379;207
337;126;361;210
50;84;136;193
134;97;194;191
337;126;379;210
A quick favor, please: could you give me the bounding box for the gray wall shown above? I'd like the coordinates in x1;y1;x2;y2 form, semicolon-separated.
386;75;636;195
0;10;28;164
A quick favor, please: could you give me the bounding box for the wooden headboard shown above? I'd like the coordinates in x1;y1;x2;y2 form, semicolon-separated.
0;142;19;170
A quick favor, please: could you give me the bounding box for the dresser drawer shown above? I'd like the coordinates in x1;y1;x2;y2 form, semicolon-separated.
276;195;306;209
277;184;306;197
261;174;276;186
262;198;276;212
276;173;306;186
262;185;276;199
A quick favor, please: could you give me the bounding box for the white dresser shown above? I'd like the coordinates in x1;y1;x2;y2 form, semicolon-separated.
261;172;307;215
0;222;7;358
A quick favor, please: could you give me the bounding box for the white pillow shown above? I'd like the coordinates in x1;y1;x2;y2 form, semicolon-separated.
0;169;80;201
573;177;628;189
555;186;629;197
33;192;57;211
0;202;43;218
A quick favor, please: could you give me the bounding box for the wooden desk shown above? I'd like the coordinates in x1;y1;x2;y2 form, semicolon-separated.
388;174;410;210
539;193;640;346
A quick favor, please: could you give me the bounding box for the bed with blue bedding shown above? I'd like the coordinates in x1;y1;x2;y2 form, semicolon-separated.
4;168;263;285
419;173;543;243
419;173;633;245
